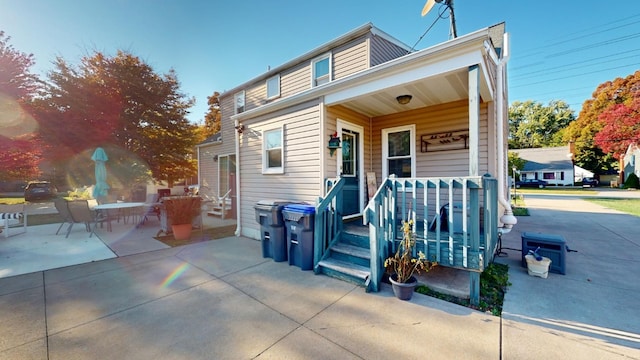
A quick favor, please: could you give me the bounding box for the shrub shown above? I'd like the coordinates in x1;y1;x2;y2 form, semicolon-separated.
623;173;640;189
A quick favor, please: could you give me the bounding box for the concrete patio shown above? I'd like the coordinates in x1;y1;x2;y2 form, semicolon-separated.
1;193;639;359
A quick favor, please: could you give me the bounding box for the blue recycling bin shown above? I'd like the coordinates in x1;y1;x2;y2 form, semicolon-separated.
255;200;291;262
282;204;316;270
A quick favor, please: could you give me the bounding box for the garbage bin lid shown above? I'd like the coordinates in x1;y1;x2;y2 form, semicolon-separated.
256;199;291;206
284;203;316;214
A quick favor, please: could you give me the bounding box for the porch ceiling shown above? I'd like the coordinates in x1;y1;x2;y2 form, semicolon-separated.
332;68;476;118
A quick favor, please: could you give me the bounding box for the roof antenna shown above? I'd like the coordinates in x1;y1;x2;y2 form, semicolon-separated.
422;0;457;39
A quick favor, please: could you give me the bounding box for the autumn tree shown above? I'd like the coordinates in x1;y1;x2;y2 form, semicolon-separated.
32;50;197;187
0;31;43;181
593;85;640;158
508;100;575;149
564;70;640;172
203;91;222;136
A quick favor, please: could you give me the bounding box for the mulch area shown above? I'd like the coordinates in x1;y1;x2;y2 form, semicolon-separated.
154;224;237;247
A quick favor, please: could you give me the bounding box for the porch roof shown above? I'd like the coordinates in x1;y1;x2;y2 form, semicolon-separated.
232;24;502;121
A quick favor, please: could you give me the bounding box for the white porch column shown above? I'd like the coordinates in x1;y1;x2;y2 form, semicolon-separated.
468;64;480;176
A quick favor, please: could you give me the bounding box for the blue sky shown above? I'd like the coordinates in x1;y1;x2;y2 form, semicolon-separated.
1;0;639;123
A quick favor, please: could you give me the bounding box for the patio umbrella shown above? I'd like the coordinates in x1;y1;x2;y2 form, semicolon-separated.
91;147;110;200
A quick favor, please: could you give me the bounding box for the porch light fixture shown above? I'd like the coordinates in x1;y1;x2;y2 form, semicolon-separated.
235;124;245;134
396;94;412;105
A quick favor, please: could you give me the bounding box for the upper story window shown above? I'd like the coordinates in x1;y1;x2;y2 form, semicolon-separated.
263;126;284;174
312;53;331;87
266;75;280;99
234;91;245;114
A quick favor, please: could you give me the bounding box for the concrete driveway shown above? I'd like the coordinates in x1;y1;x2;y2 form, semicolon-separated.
1;192;639;359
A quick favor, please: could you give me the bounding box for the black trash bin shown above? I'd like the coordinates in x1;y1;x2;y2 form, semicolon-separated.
254;200;291;262
282;204;316;270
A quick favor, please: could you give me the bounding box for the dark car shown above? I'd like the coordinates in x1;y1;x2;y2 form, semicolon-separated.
515;179;548;189
24;181;58;202
582;177;599;187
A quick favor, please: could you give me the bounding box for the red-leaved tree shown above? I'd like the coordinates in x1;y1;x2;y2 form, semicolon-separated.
594;98;640;159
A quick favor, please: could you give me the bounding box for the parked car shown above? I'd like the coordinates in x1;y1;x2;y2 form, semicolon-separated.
24;181;58;202
515;179;548;189
582;177;599;187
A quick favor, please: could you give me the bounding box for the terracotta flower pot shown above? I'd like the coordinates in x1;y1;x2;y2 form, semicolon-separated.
389;274;417;300
171;223;192;241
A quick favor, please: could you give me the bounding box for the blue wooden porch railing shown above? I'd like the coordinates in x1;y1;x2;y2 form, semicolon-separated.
363;174;499;305
313;178;345;272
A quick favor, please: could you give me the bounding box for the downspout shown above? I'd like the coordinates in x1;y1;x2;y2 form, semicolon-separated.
496;32;517;235
234;118;242;236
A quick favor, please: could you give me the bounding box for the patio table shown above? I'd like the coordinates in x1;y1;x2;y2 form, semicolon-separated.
93;202;146;230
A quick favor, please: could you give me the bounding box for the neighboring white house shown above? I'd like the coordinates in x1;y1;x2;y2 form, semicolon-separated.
510;146;575;186
623;142;640;182
574;165;594;183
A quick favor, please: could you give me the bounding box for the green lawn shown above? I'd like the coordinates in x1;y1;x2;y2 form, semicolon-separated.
584;198;640;217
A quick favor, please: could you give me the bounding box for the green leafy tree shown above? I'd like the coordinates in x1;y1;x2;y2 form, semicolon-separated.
564;70;640;172
509;100;575;149
31;50;197;187
507;152;526;182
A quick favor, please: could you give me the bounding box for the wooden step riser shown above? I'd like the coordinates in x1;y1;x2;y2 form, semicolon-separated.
330;251;370;267
317;266;367;287
340;232;369;249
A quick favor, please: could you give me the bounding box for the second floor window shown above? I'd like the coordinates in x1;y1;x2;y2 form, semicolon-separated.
234;91;245;114
266;75;280;99
312;54;331;87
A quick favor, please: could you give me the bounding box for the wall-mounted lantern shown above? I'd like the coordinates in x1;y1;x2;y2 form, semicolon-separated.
327;131;341;157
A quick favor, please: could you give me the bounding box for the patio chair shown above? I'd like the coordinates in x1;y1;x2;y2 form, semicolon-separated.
66;200;104;238
53;198;75;235
95;198;122;230
0;203;27;238
137;193;160;225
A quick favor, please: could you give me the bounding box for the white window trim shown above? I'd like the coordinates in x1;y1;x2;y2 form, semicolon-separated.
311;52;332;87
234;90;245;114
262;126;284;174
266;74;280;99
381;124;416;179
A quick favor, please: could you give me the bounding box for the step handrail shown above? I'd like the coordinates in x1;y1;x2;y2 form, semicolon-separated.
313;177;345;273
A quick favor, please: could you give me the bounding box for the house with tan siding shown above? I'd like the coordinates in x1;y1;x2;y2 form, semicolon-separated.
196;22;515;303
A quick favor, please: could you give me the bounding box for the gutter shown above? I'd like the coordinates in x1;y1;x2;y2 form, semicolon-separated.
234;119;242;236
495;32;517;235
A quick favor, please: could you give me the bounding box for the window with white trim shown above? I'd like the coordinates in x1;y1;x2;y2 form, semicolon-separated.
382;125;415;178
234;91;245;114
312;53;331;87
263;127;284;174
266;75;280;99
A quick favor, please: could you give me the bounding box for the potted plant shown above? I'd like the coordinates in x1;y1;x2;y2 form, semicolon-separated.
384;219;435;300
163;196;201;240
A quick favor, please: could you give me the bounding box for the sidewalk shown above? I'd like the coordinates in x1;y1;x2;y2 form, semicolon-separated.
1;195;639;359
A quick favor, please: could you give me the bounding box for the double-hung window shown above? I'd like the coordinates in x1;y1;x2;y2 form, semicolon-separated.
266;75;280;99
382;125;415;178
263;127;284;174
234;91;245;114
312;53;331;87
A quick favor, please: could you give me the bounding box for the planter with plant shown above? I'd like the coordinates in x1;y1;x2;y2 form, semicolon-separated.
384;218;436;300
163;196;201;240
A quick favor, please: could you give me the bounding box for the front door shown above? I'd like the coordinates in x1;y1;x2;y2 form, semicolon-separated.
338;121;363;218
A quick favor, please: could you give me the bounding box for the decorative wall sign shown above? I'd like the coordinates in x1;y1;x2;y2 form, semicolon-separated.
420;129;469;152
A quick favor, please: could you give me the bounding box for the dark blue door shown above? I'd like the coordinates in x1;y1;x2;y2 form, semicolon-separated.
341;129;360;217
